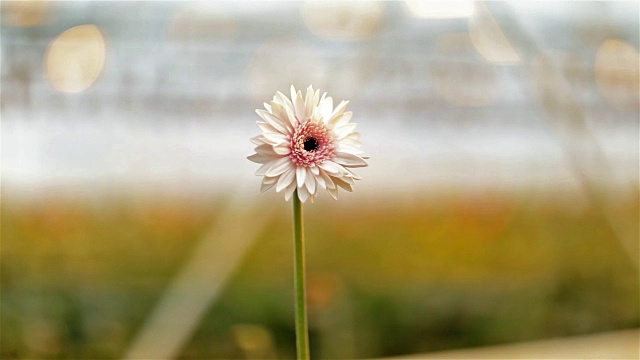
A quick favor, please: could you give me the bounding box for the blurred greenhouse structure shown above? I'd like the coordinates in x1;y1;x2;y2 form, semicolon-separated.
1;1;638;359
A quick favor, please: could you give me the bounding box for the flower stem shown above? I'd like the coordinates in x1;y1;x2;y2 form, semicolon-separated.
292;190;310;360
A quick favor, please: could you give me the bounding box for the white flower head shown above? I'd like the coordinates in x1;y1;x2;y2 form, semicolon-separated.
248;85;368;203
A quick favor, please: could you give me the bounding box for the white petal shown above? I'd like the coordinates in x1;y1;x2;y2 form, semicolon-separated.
263;102;272;112
329;111;352;127
310;165;319;175
333;152;368;167
263;176;278;185
247;153;272;163
319;169;335;189
261;181;276;192
333;177;353;192
270;101;293;131
345;168;362;180
333;123;358;139
255;161;271;176
266;157;292;177
276;91;298;128
284;181;297;201
273;145;291;155
305;85;314;119
305;167;316;195
250;135;266;145
345;132;361;140
262;131;289;144
257;110;289;134
329;100;349;122
254;143;276;155
327;186;338;200
297;185;309;203
296;166;306;188
292;85;306;123
314;172;326;189
318;95;333;121
257;121;277;134
276;168;296;192
338;143;364;155
318;160;341;175
313;89;320;110
341;138;362;147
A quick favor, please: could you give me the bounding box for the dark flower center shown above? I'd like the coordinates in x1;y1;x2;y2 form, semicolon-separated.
303;137;319;152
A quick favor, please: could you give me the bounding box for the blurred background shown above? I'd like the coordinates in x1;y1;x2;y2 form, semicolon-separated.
1;1;638;359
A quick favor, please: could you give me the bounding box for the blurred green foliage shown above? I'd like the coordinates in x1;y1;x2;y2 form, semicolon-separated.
1;190;638;359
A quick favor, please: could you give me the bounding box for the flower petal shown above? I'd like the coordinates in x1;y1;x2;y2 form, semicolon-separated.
345;168;362;180
319;169;335;189
257;110;289;135
292;85;306;123
276;91;298;128
312;89;320;112
276;167;295;192
254;143;276;155
250;135;266;145
314;172;326;189
297;185;309;203
338;143;365;156
263;176;278;185
265;157;292;177
270;101;293;132
333;152;368;167
305;85;314;119
247;153;272;164
273;145;291;155
318;160;341;175
255;161;271;176
256;121;277;134
296;166;306;188
345;132;361;140
284;181;297;201
333;123;358;139
341;138;362;147
262;131;289;144
318;95;333;121
327;186;338;200
329;111;352;128
329;100;349;122
261;181;276;192
333;177;353;192
305;167;316;195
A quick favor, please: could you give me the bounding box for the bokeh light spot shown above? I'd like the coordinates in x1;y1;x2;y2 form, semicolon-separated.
45;24;106;93
2;0;50;27
594;39;639;110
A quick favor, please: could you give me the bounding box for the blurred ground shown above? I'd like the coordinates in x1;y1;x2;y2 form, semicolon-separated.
2;189;638;358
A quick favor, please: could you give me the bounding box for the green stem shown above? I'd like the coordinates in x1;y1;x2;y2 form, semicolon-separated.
292;190;310;360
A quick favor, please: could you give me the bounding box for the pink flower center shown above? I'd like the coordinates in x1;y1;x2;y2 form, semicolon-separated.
289;120;335;167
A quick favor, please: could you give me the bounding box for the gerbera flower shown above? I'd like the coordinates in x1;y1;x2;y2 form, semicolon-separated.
248;85;368;203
